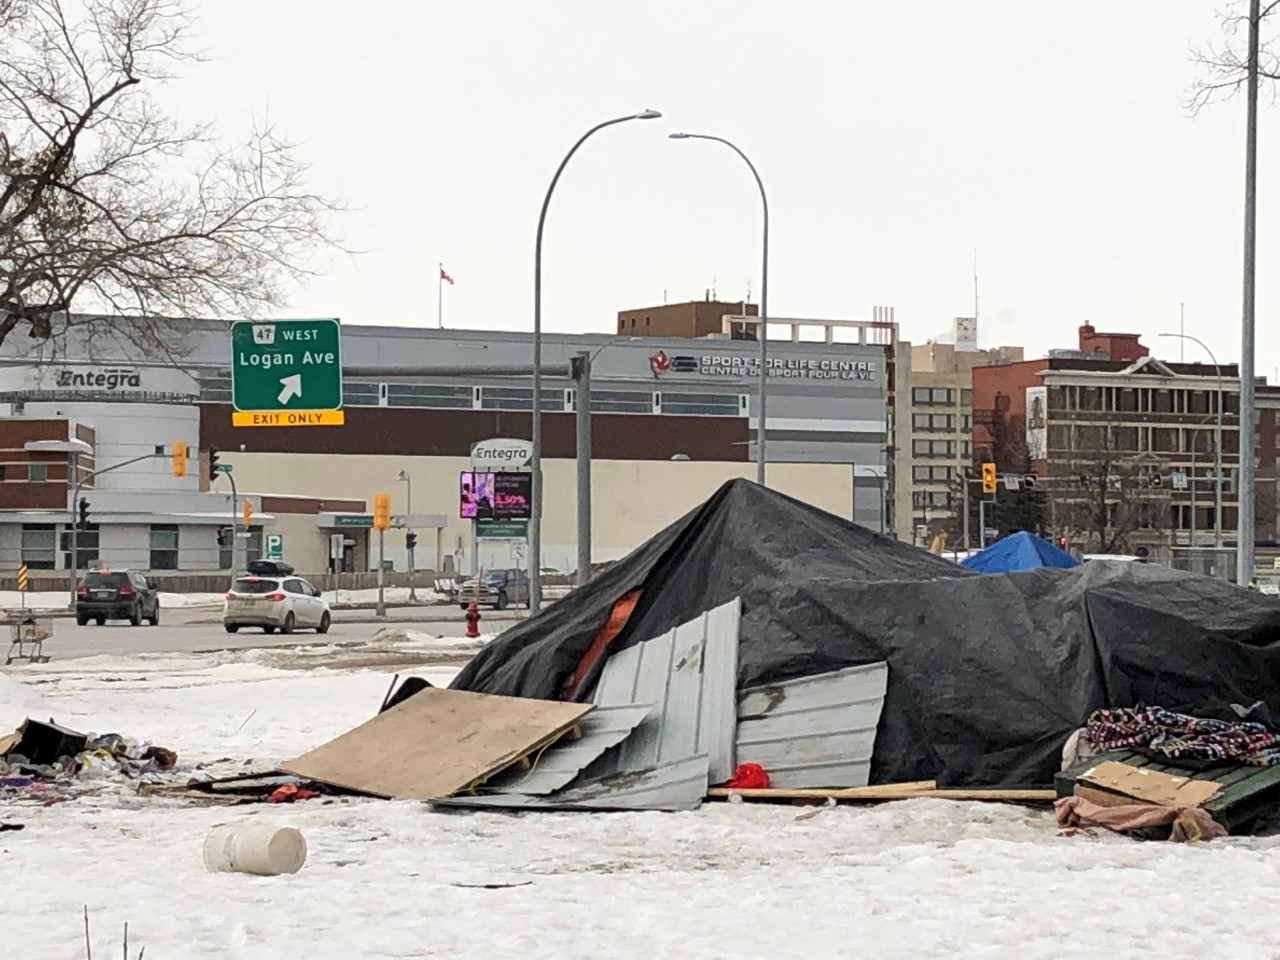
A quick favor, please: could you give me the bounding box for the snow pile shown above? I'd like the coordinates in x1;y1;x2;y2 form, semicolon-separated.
0;670;53;731
0;591;226;611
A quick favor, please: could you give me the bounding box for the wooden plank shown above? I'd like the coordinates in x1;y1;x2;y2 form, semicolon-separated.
709;786;1055;803
281;687;593;801
708;780;935;801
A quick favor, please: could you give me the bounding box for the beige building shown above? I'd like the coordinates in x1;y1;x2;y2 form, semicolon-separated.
907;322;1024;544
225;455;864;576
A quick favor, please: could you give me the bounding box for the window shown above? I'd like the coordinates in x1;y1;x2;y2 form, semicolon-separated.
590;390;654;414
26;463;48;482
912;439;955;458
960;389;973;407
912;414;954;432
149;524;179;570
21;524;56;570
221;526;263;571
385;383;473;409
912;387;932;404
479;387;565;412
961;414;972;432
913;491;951;509
912;387;954;406
913;465;954;483
60;523;99;571
659;392;741;417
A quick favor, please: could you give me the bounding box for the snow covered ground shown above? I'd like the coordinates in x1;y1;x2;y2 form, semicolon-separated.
0;590;229;610
4;655;1280;959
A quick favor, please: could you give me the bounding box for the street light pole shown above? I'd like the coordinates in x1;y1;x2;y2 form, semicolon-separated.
530;108;661;613
397;469;416;601
1238;0;1262;585
669;132;769;487
573;351;592;587
1158;333;1224;549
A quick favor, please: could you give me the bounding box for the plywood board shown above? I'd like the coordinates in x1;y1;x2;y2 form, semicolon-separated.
282;687;592;800
1079;759;1221;809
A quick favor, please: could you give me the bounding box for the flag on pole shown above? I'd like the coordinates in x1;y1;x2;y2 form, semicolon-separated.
440;266;454;285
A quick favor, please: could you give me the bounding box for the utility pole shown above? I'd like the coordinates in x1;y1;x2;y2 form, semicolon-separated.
573;351;593;587
962;472;971;552
1238;0;1261;585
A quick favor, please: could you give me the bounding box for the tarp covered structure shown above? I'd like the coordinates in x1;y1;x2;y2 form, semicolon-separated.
453;480;1280;788
962;530;1079;573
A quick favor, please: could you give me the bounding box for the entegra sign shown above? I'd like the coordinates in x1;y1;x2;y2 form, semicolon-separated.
470;438;533;470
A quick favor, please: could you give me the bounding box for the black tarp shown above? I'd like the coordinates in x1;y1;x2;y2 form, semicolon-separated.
452;479;1280;787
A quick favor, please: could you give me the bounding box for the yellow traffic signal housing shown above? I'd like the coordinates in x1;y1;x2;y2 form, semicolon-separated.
242;498;253;528
171;441;187;478
981;462;997;494
373;492;392;531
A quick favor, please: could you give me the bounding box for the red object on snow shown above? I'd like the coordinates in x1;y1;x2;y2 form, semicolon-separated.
720;763;770;790
267;783;321;804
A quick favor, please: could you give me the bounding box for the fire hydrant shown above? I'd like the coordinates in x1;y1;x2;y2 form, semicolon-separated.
464;599;482;639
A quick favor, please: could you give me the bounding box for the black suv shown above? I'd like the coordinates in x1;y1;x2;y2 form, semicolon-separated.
75;570;161;626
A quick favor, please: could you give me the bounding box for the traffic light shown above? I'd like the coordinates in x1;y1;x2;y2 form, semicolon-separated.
78;497;89;528
981;462;997;494
208;447;220;482
242;498;253;528
216;526;229;547
373;492;392;531
171;441;187;478
1057;536;1068;549
405;531;418;551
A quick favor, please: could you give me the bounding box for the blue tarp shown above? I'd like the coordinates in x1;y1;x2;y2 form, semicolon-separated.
961;531;1080;573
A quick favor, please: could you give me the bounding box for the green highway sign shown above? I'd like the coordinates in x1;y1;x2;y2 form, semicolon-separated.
333;514;372;528
476;520;529;540
264;533;284;561
230;319;344;427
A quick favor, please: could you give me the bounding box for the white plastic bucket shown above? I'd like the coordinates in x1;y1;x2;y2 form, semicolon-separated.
203;822;307;876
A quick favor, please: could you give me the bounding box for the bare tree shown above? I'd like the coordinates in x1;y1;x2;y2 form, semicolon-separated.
1052;420;1166;555
0;0;343;354
1189;0;1280;111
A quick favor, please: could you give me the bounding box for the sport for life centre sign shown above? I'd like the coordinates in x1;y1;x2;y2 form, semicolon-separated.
470;438;533;470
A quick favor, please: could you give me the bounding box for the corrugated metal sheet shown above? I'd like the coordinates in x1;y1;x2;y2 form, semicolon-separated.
736;661;888;789
481;704;654;796
434;755;711;813
592;597;740;784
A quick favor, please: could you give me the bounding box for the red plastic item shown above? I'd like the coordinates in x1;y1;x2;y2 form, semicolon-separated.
266;783;321;803
720;763;770;790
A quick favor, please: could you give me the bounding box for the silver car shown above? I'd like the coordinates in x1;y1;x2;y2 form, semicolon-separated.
223;575;331;635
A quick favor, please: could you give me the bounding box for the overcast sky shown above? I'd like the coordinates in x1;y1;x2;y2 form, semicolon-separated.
169;1;1280;374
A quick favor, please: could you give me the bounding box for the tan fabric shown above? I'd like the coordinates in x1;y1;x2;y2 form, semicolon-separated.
1055;795;1227;842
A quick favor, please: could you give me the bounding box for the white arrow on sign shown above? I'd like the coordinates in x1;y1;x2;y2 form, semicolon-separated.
278;374;302;405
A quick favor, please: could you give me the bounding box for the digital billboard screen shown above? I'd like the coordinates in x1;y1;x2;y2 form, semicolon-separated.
460;471;532;520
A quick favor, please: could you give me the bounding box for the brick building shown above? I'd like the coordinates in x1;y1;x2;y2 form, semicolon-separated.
970;324;1280;567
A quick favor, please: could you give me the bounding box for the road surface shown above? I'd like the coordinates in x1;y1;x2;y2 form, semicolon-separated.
9;603;526;662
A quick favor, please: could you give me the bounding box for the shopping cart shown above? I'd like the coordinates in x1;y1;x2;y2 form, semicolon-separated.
4;609;52;665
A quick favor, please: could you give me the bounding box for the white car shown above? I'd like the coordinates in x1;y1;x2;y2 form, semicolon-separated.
224;574;331;635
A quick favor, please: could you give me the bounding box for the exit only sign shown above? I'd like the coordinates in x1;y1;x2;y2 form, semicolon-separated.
230;319;344;427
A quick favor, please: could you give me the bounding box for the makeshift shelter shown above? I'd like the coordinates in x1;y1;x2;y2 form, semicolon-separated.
453;479;1280;788
961;531;1079;573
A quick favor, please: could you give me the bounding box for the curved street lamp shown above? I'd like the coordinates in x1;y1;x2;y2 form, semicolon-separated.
1158;332;1224;551
530;109;661;612
668;132;769;488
